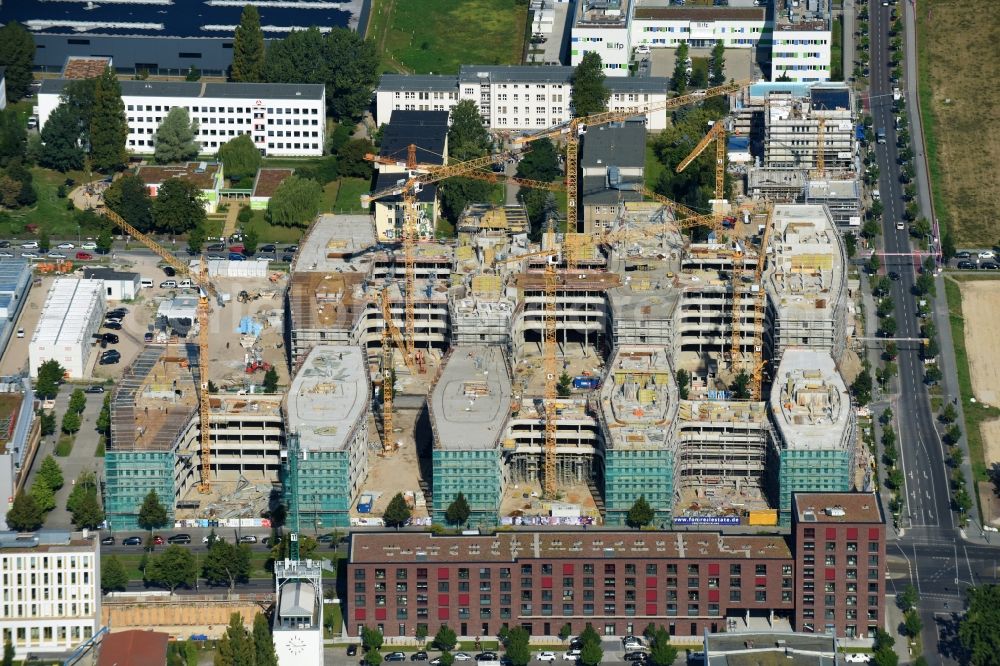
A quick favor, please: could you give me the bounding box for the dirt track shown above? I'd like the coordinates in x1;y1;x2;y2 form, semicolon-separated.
959;280;1000;408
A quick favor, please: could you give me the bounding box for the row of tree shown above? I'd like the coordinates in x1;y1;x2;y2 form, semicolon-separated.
41;70;128;173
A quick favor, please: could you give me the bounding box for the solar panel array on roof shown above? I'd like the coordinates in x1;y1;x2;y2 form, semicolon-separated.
810;87;850;111
380;110;450;166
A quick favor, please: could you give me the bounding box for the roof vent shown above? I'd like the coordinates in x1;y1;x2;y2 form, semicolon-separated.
825;506;846;517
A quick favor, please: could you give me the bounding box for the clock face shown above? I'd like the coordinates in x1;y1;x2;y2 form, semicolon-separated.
286;635;307;655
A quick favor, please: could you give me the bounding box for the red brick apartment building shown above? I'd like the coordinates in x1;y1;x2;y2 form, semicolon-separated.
346;492;885;642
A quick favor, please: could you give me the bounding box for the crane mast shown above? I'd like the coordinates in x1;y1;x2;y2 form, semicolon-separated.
542;228;559;499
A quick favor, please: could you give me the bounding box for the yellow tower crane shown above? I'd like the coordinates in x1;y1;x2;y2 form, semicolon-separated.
815;117;826;178
99;207;220;493
748;204;774;400
375;287;425;452
636;185;721;239
513;80;748;234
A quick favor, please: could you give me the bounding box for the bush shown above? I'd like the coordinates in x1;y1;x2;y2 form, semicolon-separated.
54;436;74;457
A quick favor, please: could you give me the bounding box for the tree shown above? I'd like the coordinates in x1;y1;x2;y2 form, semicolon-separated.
626;495;654;528
187;221;207;256
35;359;66;400
146;545;197;593
138;490;169;533
267;175;322;227
96;225;114;255
269;533;317;561
942;402;958;424
897;583;918;612
90;68;129;172
960;585;1000;665
61;409;81;435
216;613;256;666
571;52;610;117
69;388;87;415
445;493;471;527
925;365;942;384
362;626;385;652
153;177;207;234
70;489;105;530
505;627;531;666
557;372;573;397
851;369;873;406
730;370;751;400
30;479;55;513
37;455;64;492
185;66;202;82
448;100;492;161
383;492;411;528
579;641;603;666
39;103;86;172
101;555;129;593
2;641;12;666
202;540;252;591
364;650;383;666
323;29;380;121
559;623;572;641
903;609;923;638
154;107;200;164
579;624;600;649
338;138;376;179
709;41;726;86
243;227;259;256
945;424;963;446
0;108;27;167
433;625;457;651
879;316;897;337
843;232;857;259
217;134;262;183
516;138;561;182
0;22;36;102
6;491;43;531
231;4;266;83
262;367;279;393
672;43;690;93
441;177;495;226
38;410;56;437
675;369;690;400
252;612;278;666
648;627;677;666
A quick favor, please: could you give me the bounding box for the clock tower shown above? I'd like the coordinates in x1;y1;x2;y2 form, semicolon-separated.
273;558;324;666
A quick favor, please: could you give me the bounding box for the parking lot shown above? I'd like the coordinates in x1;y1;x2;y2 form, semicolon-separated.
645;46;756;82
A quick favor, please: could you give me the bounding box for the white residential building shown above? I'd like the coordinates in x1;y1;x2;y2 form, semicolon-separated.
38;80;326;157
376;66;673;131
0;531;101;659
29;279;106;379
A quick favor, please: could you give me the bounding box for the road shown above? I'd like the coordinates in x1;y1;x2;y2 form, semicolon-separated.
868;1;995;663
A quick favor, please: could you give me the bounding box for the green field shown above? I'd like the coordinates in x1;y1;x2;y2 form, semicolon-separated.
366;0;528;74
332;177;372;214
0;168;104;239
944;275;1000;484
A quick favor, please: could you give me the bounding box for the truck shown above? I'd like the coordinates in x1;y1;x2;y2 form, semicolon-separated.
572;376;600;390
357;494;374;514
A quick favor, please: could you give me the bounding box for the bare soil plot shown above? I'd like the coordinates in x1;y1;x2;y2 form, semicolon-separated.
957;280;1000;407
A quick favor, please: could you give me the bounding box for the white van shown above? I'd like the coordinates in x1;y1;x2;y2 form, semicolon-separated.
159;280;177;289
178;279;192;289
140;278;154;289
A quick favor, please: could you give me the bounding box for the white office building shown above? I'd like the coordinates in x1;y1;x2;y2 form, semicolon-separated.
0;531;101;660
376;65;673;131
771;20;832;83
29;278;106;379
38;80;326;157
629;5;767;50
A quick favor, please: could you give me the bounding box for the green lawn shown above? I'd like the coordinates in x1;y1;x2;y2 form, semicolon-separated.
243;210;306;245
831;16;843;81
112;550;275;583
0;168;103;239
645;141;666;191
332;177;372;214
944;276;1000;485
367;0;528;74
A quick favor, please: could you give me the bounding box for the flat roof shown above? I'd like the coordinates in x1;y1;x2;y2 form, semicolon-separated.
793;492;883;525
40;78;325;100
769;349;850;451
459;64;575;85
606;77;673;93
599;346;677;450
0;260;30;294
380;110;449;166
82;268;139;282
581;175;643;205
136;162;221;191
0;530;95;551
292;214;377;273
278;580;316;619
633;5;765;21
349;530;792;564
251;168;294;199
764;204;845;317
62;56;112;79
98;630;168;666
379;73;458;93
581;121;646;169
31;278;104;348
805;178;860;199
430;345;512;451
286;346;368;453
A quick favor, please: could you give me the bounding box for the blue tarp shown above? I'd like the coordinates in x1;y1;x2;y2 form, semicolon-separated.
237;316;263;337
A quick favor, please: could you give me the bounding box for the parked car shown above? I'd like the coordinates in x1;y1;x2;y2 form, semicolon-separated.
57;242;75;249
20;252;38;259
207;243;225;252
281;254;294;262
81;241;98;250
284;245;299;253
100;536;115;546
123;536;142;546
635;44;650;54
0;252;13;258
536;654;557;663
207;254;225;260
85;385;105;393
202;535;226;544
453;655;472;662
144;332;154;343
411;652;428;661
957;261;976;270
229;245;245;254
562;651;581;662
168;534;192;544
347;645;358;656
982;262;1000;270
75;252;93;260
102;333;119;344
100;350;121;364
0;241;9;248
16;328;23;338
108;307;128;317
259;244;276;253
385;653;407;662
978;250;995;260
238;535;258;544
152;535;164;545
623;654;648;663
160;280;177;288
47;252;66;259
104;321;123;330
228;252;246;261
954;251;971;259
316;533;335;543
20;241;38;249
476;654;497;662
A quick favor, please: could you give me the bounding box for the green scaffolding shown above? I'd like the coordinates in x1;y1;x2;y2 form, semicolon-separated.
282;440;354;531
104;451;175;531
778;448;852;522
603;448;673;527
432;449;502;527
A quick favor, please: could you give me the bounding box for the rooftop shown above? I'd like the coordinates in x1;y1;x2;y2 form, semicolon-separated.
632;5;765;21
581;175;644;206
430;346;512;450
31;278;104;349
287;272;368;333
705;633;836;666
349;530;792;564
251;168;295;199
136;162;222;191
277;580;318;621
82;268;140;282
806;178;860;200
40;78;325;100
793;492;883;525
286;346;369;453
378;73;458;93
459;64;575;84
599;346;677;450
0;530;96;552
97;630;169;666
769;349;850;451
764;204;845;318
575;0;631;27
62;56;112;79
380;110;450;167
374;172;438;204
293;214;377;273
581;121;646;169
